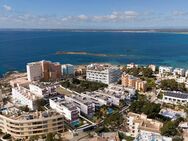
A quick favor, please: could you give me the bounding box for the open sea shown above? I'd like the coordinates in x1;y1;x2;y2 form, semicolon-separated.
0;31;188;77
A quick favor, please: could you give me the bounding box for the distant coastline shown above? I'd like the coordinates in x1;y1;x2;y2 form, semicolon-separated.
1;28;188;33
55;51;127;57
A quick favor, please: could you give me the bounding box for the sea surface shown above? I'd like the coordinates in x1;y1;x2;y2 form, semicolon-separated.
1;31;188;77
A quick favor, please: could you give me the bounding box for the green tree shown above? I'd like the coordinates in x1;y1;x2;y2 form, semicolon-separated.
142;68;153;78
160;121;178;136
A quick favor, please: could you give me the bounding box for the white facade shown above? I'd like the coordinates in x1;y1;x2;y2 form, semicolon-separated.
148;64;156;72
49;96;79;125
127;63;138;69
185;70;188;78
81;85;135;106
162;91;188;105
61;64;75;75
173;68;185;76
135;130;172;141
27;62;42;81
12;86;38;110
64;95;95;117
29;82;59;98
86;64;121;84
159;66;173;76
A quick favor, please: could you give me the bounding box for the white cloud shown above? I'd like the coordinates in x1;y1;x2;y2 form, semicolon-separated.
172;11;188;16
78;14;88;20
3;4;12;11
0;10;188;28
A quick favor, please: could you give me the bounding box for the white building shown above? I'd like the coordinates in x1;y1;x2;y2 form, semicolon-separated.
162;91;188;105
26;62;42;81
81;84;135;106
61;64;75;75
148;64;156;72
64;95;95;117
159;66;173;76
12;86;38;110
127;112;163;138
173;68;185;77
127;63;138;69
185;70;188;78
49;96;79;126
86;64;121;84
29;82;60;98
135;130;172;141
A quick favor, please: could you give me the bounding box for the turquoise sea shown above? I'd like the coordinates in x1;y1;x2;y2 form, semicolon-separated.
0;31;188;76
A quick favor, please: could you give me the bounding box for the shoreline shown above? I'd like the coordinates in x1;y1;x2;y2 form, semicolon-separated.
1;62;188;79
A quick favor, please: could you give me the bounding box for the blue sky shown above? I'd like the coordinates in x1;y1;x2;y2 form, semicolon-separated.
1;0;188;29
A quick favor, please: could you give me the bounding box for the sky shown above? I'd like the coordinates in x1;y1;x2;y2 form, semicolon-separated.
1;0;188;29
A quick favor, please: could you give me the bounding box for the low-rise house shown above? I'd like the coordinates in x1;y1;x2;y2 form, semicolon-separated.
159;66;173;76
88;132;120;141
185;70;188;78
135;130;172;141
148;64;156;72
159;108;187;120
162;91;188;105
126;112;163;138
127;63;138;69
173;68;185;77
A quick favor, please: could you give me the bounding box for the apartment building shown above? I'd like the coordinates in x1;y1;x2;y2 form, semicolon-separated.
61;64;75;75
64;95;95;117
82;84;136;106
86;63;121;84
126;112;163;138
0;108;64;139
173;68;185;77
162;91;188;105
29;82;60;98
12;86;39;110
159;66;173;76
27;60;61;82
49;96;80;126
121;73;147;92
26;61;43;81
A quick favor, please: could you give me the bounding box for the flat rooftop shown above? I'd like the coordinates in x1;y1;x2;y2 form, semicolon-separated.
30;81;60;89
0;106;60;121
87;63;118;71
50;96;77;111
164;91;188;99
68;94;93;106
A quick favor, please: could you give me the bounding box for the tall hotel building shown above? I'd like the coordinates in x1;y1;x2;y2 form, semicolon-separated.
27;60;61;81
86;64;121;84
